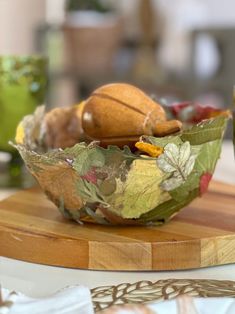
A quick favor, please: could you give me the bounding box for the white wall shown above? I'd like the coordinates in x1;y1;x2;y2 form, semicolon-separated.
0;0;46;55
46;0;66;24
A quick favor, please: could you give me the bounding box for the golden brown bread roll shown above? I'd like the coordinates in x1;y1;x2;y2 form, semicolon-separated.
44;83;182;149
81;83;182;147
45;105;84;149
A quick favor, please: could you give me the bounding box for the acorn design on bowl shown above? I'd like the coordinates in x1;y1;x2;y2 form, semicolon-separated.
14;83;230;225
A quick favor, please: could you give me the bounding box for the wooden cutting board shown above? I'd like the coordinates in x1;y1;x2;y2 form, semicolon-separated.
0;180;234;271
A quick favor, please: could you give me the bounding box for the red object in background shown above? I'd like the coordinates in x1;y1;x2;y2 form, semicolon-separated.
171;101;193;116
170;101;224;123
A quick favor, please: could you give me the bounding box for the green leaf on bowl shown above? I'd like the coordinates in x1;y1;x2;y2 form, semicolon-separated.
106;158;171;219
157;141;196;191
76;178;108;206
139;188;199;224
145;135;183;147
100;145;133;168
94;145;139;187
63;142;87;156
194;139;222;173
101;145;142;167
180;116;227;145
169;172;200;202
72;146;105;176
99;178;117;196
165;139;221;202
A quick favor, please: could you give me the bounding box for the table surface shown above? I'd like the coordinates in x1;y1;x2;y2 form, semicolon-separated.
0;141;234;297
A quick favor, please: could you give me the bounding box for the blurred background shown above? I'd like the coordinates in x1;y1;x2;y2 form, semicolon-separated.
0;0;234;187
1;0;235;107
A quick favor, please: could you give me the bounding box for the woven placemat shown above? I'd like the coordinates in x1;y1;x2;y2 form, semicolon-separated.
91;279;235;312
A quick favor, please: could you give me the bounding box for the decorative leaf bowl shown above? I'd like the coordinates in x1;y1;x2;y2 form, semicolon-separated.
13;93;230;225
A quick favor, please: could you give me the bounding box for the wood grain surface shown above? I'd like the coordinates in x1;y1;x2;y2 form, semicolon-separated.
0;180;234;271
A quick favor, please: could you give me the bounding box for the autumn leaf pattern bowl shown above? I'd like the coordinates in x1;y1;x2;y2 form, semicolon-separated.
13;106;230;225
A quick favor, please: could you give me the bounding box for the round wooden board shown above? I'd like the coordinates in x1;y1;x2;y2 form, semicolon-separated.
0;180;234;271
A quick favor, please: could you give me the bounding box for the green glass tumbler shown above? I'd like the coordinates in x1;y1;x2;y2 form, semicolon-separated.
0;55;47;187
0;55;47;152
